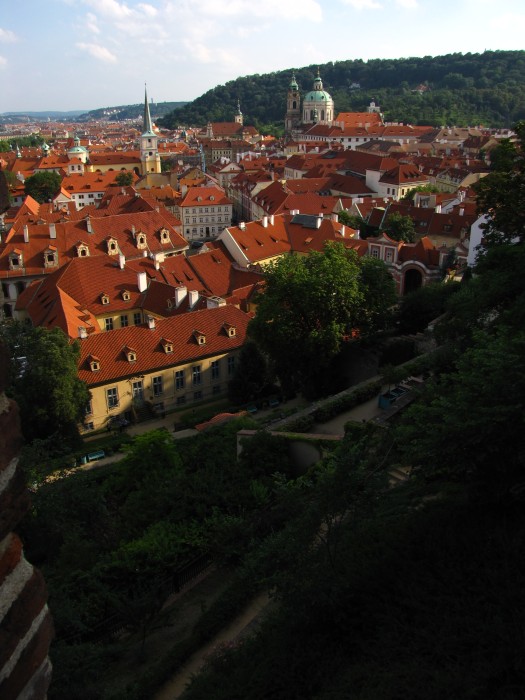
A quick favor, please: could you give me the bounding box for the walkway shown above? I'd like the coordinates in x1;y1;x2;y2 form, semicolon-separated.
154;592;271;700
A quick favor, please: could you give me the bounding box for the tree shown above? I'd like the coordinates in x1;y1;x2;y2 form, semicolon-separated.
114;171;134;186
357;256;397;334
23;170;62;203
474;120;525;245
0;322;90;444
248;242;392;398
400;184;440;202
384;212;416;243
228;341;271;406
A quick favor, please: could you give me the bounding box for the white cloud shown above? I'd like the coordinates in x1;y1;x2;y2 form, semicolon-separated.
137;3;157;16
340;0;382;9
76;42;118;62
83;0;133;19
0;55;7;68
396;0;418;7
492;12;525;31
0;28;17;43
86;12;100;33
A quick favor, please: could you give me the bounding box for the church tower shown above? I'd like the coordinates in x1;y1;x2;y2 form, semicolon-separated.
234;100;243;126
140;85;161;175
285;72;301;134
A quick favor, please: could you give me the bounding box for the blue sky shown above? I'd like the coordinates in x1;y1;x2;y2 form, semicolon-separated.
2;0;525;112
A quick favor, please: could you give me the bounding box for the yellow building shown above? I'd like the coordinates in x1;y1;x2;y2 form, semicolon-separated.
77;305;250;431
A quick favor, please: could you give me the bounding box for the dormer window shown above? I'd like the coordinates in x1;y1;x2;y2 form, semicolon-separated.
101;293;110;305
193;330;206;345
161;338;174;354
223;323;236;338
9;250;23;269
107;237;118;255
77;242;90;257
44;246;58;268
136;232;147;249
160;228;170;243
124;346;137;362
88;356;100;372
122;290;131;301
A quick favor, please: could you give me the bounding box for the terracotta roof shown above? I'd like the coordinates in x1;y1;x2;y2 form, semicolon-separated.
77;304;251;385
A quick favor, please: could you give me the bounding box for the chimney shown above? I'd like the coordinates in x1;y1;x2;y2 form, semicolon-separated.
147;315;156;330
331;213;338;222
269;214;274;225
174;285;187;307
238;221;246;230
143;249;148;257
188;289;199;309
49;223;56;239
78;326;87;339
23;225;29;243
316;217;322;229
131;224;136;237
119;254;125;269
86;216;93;233
137;271;148;292
262;215;268;228
340;225;346;237
435;204;442;214
154;259;160;270
459;207;464;216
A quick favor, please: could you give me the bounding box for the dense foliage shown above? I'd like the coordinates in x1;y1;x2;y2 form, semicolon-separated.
0;322;90;446
159;50;525;129
23;170;62;203
248;242;396;399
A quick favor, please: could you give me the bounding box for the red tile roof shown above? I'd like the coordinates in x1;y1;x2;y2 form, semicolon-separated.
77;304;251;385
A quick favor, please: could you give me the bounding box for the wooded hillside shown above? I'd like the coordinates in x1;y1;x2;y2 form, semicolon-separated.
159;50;525;131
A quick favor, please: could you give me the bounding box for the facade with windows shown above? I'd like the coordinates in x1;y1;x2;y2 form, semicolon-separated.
177;186;233;242
77;305;250;431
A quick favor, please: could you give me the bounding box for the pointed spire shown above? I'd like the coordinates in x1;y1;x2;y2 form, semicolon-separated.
143;83;154;135
237;99;242;116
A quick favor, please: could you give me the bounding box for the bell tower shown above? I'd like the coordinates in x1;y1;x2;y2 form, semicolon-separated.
285;72;301;134
140;84;161;175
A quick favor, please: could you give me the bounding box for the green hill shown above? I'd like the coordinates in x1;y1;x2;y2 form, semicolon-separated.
77;101;187;122
159;50;525;131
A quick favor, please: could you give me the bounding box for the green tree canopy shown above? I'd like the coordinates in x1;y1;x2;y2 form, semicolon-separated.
23;170;62;203
114;171;134;186
474;120;525;245
384;211;417;242
0;322;90;444
228;340;271;406
248;242;395;398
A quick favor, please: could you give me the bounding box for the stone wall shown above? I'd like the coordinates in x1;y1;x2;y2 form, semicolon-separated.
0;341;53;699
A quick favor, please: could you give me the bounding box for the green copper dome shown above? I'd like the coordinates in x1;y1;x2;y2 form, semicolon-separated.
303;90;331;102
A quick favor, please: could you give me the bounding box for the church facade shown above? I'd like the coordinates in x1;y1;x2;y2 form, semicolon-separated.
285;71;335;134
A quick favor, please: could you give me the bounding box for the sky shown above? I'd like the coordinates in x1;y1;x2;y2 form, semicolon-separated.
1;0;525;113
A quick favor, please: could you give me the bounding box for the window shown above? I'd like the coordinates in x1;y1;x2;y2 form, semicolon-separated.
192;365;201;385
228;355;235;376
176;395;186;406
385;249;394;263
106;387;119;409
105;318;114;331
152;375;163;397
212;384;221;395
175;370;185;390
211;359;220;380
83;421;94;432
120;315;128;327
134;312;142;325
371;247;379;259
194;390;202;400
84;400;93;416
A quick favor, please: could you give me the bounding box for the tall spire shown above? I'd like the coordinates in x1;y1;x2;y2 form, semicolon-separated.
143;83;154;135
